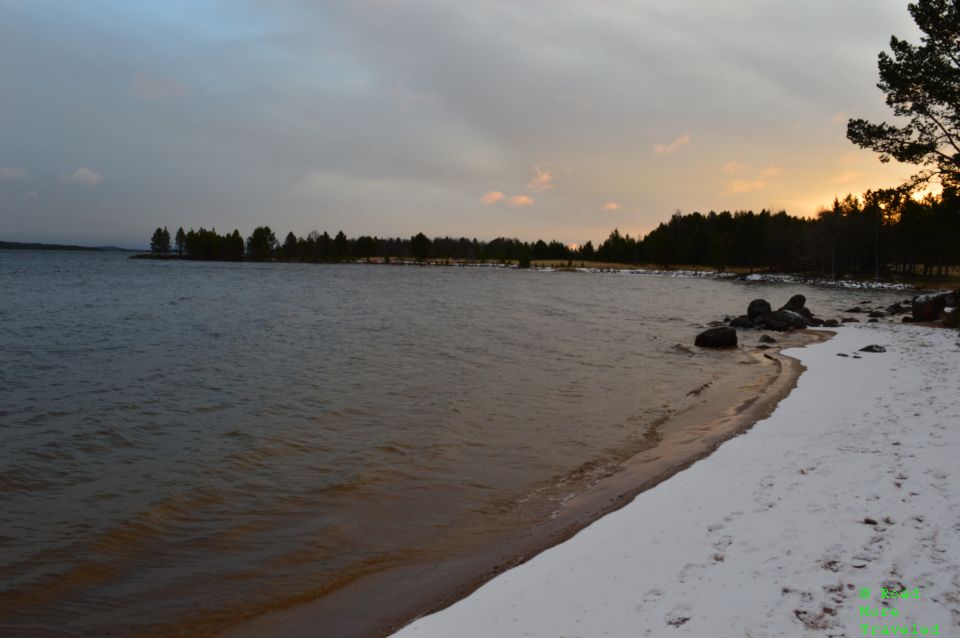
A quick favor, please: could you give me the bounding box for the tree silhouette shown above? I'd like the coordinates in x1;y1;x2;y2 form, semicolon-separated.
410;232;432;261
246;226;278;260
847;0;960;190
175;227;186;255
150;227;170;254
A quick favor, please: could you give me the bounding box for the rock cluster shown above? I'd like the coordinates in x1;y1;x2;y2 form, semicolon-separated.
695;289;959;349
727;294;822;331
911;290;958;322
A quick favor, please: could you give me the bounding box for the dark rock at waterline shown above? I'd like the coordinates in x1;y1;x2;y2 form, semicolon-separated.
748;299;772;321
868;309;887;318
887;302;905;314
780;294;806;314
823;319;840;328
844;307;864;313
729;315;753;328
807;317;825;327
902;316;914;323
759;334;777;344
695;326;738;348
841;317;860;323
780;295;814;320
761;309;810;331
868;318;879;323
912;292;948;321
860;344;887;353
708;320;725;327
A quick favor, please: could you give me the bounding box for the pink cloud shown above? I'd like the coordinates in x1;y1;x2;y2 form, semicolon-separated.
602;202;620;211
527;166;555;192
728;179;765;193
506;195;535;207
654;134;691;155
481;191;504;204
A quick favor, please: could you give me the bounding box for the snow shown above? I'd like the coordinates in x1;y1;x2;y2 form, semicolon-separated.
562;268;917;290
392;324;960;637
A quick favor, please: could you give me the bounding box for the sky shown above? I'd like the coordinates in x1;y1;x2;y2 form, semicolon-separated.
0;0;924;248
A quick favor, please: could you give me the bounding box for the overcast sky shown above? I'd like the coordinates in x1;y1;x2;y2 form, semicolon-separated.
0;0;922;247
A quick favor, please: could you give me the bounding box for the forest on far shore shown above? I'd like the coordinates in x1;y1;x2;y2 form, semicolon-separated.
147;188;960;280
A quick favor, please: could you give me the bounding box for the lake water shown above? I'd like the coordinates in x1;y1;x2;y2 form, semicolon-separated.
0;251;908;635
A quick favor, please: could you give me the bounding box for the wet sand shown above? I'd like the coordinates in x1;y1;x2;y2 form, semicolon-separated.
222;330;829;638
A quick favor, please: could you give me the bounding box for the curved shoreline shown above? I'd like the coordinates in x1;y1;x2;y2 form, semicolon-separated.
222;330;831;638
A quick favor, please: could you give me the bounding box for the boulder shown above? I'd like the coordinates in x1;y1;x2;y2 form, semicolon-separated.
902;316;914;323
912;293;947;321
729;315;753;328
860;344;887;353
887;302;905;314
695;326;738;348
823;319;840;327
868;310;887;318
780;294;806;314
841;317;860;323
760;309;810;331
844;307;864;313
808;317;825;327
759;334;777;344
747;299;772;321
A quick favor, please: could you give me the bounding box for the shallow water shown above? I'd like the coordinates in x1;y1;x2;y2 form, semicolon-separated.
0;251;908;635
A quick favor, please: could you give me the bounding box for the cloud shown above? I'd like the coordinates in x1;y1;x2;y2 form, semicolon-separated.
654;134;691;155
129;71;188;101
829;170;862;184
506;195;534;207
480;190;504;204
602;201;620;211
728;179;765;193
759;165;780;178
722;161;744;174
0;167;27;180
63;167;103;186
726;165;780;193
526;166;555;192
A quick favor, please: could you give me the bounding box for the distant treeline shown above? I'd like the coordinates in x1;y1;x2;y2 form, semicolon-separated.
148;189;960;278
0;240;106;251
637;189;960;278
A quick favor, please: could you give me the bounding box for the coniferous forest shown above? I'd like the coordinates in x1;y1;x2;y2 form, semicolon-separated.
145;187;960;280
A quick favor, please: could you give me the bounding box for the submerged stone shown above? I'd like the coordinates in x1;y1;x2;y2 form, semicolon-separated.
695;326;738;348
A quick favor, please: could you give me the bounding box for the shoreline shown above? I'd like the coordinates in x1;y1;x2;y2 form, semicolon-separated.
221;331;826;638
389;323;960;637
131;252;937;291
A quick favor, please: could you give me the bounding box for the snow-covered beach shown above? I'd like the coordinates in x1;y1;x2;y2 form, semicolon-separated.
392;324;960;637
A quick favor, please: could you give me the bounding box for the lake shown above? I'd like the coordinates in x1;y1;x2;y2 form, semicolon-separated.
0;250;908;635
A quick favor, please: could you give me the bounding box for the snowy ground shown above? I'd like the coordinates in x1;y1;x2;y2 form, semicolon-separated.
392;324;960;637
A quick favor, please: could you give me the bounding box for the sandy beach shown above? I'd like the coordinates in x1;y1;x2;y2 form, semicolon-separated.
391;323;960;637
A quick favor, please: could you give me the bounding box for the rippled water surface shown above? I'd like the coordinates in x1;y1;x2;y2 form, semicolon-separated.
0;251;908;635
